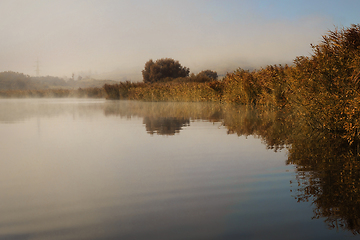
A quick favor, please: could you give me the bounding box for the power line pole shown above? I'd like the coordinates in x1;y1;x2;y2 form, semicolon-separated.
35;59;40;76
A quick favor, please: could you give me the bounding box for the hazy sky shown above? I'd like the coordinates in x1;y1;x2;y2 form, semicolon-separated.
1;0;360;80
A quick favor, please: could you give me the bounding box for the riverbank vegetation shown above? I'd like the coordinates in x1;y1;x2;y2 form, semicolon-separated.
105;25;360;107
104;24;360;144
2;24;360;143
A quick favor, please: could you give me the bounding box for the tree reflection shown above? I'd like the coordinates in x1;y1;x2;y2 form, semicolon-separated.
143;117;190;135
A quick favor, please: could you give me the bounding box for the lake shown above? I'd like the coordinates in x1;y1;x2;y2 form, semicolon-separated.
0;98;358;240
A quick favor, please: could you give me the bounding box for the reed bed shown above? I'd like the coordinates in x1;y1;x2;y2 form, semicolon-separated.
104;81;222;102
103;24;360;144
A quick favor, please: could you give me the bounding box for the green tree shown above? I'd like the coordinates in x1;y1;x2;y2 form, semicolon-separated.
142;58;190;83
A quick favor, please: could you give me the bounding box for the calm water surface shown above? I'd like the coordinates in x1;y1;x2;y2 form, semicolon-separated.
0;98;356;239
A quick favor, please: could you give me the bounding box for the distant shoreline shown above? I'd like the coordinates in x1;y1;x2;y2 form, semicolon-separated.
0;87;106;99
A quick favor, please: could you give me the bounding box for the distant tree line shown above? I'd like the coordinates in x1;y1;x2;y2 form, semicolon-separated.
0;71;117;90
0;72;67;90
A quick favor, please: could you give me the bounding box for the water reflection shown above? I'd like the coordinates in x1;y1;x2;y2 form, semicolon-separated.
1;99;360;237
104;101;291;152
223;105;360;235
287;128;360;234
0;98;106;123
104;100;360;235
143;117;190;135
103;101;225;136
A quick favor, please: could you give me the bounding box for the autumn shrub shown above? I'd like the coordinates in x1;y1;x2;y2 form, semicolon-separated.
222;69;261;104
254;65;292;107
104;83;121;99
289;24;360;143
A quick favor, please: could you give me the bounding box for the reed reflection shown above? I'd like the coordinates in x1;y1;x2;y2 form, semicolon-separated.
224;106;360;235
222;105;292;152
287;127;360;234
104;101;360;235
4;99;360;234
225;106;360;235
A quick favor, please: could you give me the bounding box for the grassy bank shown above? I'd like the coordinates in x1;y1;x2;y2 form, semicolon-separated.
103;63;291;107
